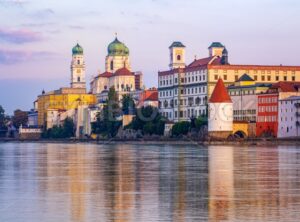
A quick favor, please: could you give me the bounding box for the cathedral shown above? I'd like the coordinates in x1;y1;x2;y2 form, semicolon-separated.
90;36;143;102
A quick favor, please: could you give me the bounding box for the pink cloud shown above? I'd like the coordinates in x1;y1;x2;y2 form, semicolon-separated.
0;49;57;65
0;28;43;44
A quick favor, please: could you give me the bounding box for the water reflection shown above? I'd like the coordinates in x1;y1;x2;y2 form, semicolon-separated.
0;143;300;221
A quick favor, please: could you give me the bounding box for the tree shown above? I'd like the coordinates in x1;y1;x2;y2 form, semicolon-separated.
62;117;75;138
195;116;208;131
126;106;166;136
122;94;136;115
91;87;122;138
172;121;191;136
0;105;8;137
0;105;5;128
12;109;28;129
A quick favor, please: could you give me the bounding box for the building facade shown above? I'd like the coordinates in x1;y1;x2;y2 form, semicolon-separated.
228;74;271;122
158;42;300;122
278;96;300;138
90;37;143;102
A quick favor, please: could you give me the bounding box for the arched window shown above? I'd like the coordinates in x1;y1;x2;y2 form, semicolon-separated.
110;61;114;71
177;55;181;61
77;60;80;65
77;77;80;82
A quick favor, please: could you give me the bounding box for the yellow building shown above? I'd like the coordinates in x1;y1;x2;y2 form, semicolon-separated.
37;87;96;127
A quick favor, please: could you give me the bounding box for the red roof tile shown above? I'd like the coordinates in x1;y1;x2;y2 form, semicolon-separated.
188;56;221;68
145;91;158;101
115;67;134;76
270;81;300;92
209;78;232;103
98;71;113;78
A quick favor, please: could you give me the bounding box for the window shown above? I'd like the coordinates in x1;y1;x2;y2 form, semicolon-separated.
110;61;114;71
261;76;265;81
276;76;279;81
177;55;181;61
284;76;287;81
235;75;238;81
77;77;80;82
254;75;258;81
292;76;296;81
224;75;227;80
267;76;271;81
214;75;218;80
175;78;178;83
77;60;80;65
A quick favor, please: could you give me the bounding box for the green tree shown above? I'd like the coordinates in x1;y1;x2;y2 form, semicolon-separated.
195;116;208;131
12;109;28;129
0;105;5;128
91;87;122;138
127;106;166;136
62;117;75;138
122;94;136;115
172;121;191;136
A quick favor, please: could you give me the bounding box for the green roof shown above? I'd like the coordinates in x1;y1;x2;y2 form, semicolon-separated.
169;41;185;48
72;43;83;55
107;37;129;56
208;42;224;49
237;74;254;82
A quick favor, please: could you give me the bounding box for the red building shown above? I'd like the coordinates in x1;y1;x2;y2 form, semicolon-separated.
256;81;300;137
257;93;279;137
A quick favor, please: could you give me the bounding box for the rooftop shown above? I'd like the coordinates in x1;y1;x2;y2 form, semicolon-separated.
209;78;232;103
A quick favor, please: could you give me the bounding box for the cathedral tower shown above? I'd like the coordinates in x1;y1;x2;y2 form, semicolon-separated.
169;42;186;69
105;36;131;73
71;43;86;89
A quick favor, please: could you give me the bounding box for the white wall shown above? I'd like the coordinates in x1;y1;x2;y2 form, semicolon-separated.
208;102;233;132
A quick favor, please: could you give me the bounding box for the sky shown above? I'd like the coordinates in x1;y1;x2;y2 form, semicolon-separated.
0;0;299;114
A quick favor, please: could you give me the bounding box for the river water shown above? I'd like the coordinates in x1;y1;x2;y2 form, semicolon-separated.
0;143;299;222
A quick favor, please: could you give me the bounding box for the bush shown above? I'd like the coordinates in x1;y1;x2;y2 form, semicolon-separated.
172;121;191;136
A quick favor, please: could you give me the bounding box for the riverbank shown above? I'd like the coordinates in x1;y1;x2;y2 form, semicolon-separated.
1;137;300;146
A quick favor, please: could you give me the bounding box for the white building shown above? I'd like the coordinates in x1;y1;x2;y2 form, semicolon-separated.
90;36;143;102
208;78;233;139
278;96;300;138
158;42;228;122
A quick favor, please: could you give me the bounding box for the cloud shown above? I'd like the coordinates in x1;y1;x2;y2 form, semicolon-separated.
0;0;28;7
30;8;55;19
68;25;85;30
0;28;43;44
0;49;57;65
21;22;56;28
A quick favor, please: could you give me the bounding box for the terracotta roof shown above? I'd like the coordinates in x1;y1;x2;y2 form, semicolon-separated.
209;78;232;103
144;91;158;101
188;56;216;68
115;67;134;76
270;81;300;92
98;71;113;78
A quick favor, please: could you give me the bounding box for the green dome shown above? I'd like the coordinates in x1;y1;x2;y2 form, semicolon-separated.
72;43;83;55
108;38;129;56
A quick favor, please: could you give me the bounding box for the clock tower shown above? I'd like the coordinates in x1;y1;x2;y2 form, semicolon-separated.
71;43;86;89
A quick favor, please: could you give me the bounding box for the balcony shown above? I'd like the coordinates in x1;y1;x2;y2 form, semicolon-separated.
295;103;300;108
